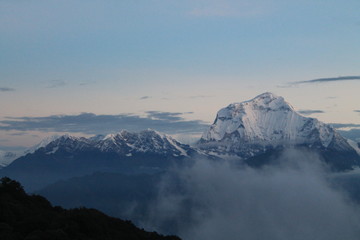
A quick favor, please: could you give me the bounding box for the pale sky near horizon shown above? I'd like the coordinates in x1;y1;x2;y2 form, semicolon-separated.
1;0;360;149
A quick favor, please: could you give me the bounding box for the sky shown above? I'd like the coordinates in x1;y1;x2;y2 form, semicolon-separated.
1;0;360;149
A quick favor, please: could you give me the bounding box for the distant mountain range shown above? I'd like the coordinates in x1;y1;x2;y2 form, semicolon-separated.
1;92;360;192
2;92;360;237
0;130;201;191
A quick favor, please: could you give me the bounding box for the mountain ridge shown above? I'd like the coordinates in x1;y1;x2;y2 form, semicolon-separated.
197;92;360;170
0;130;201;191
2;92;360;191
0;177;181;240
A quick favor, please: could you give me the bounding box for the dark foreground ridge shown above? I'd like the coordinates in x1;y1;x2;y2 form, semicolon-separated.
0;177;181;240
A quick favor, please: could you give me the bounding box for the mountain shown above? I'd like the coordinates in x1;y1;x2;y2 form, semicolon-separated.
0;177;180;240
0;150;18;168
2;93;358;192
0;130;200;191
34;130;195;158
37;172;162;227
198;92;360;170
23;134;62;155
0;136;62;169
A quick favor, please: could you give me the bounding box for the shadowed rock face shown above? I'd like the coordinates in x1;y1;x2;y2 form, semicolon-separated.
198;92;360;170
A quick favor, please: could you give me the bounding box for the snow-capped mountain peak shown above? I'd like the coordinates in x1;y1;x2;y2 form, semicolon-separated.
98;129;189;156
240;92;293;111
198;92;357;163
27;129;193;158
24;135;63;155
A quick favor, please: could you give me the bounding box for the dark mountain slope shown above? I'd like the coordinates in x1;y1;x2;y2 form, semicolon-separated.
0;177;180;240
37;172;162;222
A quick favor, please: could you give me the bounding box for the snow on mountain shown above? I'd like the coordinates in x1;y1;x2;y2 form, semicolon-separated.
347;139;360;156
198;92;358;163
0;130;200;191
24;135;63;155
0;151;18;168
0;130;197;171
0;135;64;168
38;135;97;154
34;129;193;158
4;93;357;172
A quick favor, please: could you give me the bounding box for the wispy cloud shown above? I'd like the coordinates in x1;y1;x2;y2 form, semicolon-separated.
79;81;96;86
0;112;208;135
7;132;29;136
139;96;152;100
298;110;325;116
47;80;66;88
292;76;360;85
0;87;15;92
146;111;193;121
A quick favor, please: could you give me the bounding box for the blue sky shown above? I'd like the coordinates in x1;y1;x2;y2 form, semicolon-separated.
1;0;360;148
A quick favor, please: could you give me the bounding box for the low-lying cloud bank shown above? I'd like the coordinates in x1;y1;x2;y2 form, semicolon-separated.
144;149;360;240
